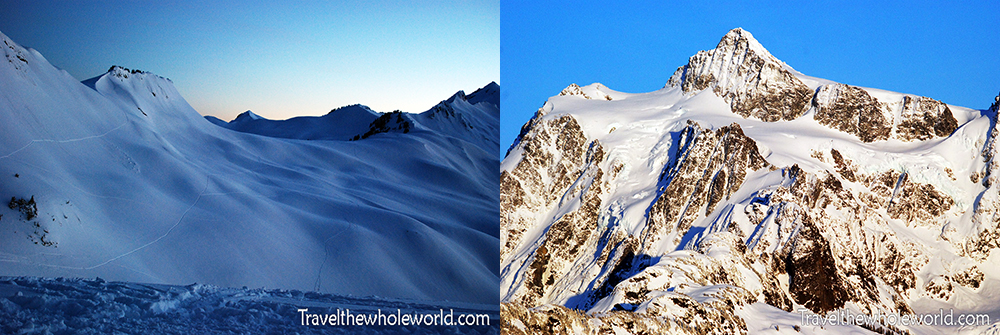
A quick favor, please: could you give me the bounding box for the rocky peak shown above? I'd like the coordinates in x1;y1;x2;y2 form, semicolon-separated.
350;110;415;141
667;28;812;122
502;32;998;335
714;28;779;65
104;65;171;83
2;31;30;72
559;83;590;98
445;90;467;103
557;83;613;101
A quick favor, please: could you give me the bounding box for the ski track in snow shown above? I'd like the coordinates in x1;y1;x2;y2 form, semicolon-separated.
1;131;395;284
81;179;211;270
0;115;129;160
314;218;352;292
0;176;241;272
5;157;147;205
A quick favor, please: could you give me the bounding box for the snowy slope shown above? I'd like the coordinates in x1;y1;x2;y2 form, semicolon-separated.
501;28;1000;334
0;29;499;306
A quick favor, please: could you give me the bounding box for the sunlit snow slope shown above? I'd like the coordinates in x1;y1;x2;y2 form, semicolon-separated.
501;28;1000;334
0;29;498;305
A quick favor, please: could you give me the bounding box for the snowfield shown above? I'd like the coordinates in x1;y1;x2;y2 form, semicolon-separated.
0;27;498;333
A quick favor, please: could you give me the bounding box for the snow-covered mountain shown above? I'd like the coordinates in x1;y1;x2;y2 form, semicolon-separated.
0;29;499;307
205;105;381;141
207;81;500;156
501;28;1000;334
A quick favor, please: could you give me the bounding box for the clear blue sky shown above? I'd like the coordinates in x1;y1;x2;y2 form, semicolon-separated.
0;0;498;121
502;1;1000;155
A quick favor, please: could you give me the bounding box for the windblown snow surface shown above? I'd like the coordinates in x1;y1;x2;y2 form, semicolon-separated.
501;28;1000;334
0;29;498;333
0;276;498;334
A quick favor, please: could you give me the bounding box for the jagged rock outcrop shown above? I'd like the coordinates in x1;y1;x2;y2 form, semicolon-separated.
2;34;29;72
501;110;592;262
643;121;772;249
812;83;961;143
812;83;893;142
500;108;633;309
782;213;848;313
351;110;412;140
966;91;1000;260
557;83;613;101
107;65;149;78
897;95;959;141
667;28;813;122
559;83;590;99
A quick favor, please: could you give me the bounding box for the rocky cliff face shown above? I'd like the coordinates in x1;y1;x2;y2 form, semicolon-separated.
897;95;959;141
642;121;772;250
966;92;1000;261
811;83;959;143
502;28;999;334
812;83;893;142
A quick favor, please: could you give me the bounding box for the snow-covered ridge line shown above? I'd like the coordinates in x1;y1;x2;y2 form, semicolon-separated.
208;81;499;154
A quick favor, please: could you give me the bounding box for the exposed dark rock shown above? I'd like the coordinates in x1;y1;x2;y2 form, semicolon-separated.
784;216;848;314
924;275;954;301
559;83;590;99
896;96;959;141
812;83;892;142
830;149;857;183
644;121;771;248
953;266;984;289
501;113;591;259
351;110;412;140
886;179;954;226
8;196;37;221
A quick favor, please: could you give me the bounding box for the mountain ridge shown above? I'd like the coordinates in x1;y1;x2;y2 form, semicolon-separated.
206;82;499;155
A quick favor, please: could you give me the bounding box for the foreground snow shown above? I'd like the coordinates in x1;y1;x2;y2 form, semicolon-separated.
0;276;498;334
